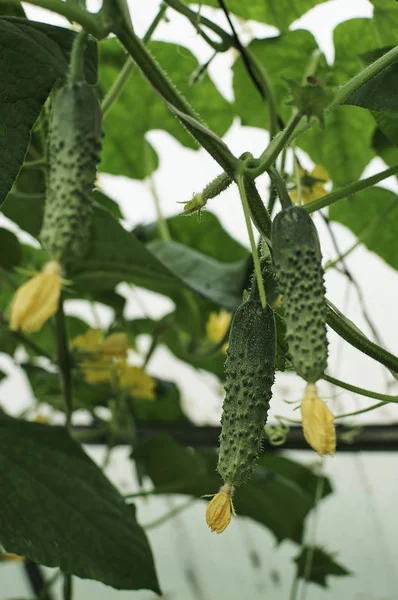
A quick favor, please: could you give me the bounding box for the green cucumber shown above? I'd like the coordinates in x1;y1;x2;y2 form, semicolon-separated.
40;81;102;262
271;205;328;383
217;299;276;487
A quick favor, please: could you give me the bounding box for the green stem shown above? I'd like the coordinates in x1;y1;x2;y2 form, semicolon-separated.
326;300;398;375
68;30;88;82
0;0;106;38
253;112;303;177
22;158;46;169
55;297;73;431
63;574;73;600
114;22;238;178
238;173;267;308
289;575;300;600
334;402;387;419
292;147;303;206
304;164;398;214
101;4;167;119
165;0;234;51
149;176;171;241
267;166;292;210
324;374;398;404
144;498;196;530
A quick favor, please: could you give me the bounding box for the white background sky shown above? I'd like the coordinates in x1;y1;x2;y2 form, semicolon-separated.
1;1;398;599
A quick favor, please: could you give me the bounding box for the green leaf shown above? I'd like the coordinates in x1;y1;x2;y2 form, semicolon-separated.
183;0;328;32
71;207;244;310
148;240;244;310
298;106;375;186
371;0;398;45
0;417;160;592
344;60;398;118
0;19;97;207
372;126;398;166
0;2;25;17
133;436;332;543
233;30;327;129
294;546;351;587
99;39;233;179
0;228;21;270
333;18;380;85
136;211;248;264
329;187;398;270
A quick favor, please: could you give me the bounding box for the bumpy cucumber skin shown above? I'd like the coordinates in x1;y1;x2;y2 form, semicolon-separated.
271;206;328;383
217;300;276;487
40;82;102;262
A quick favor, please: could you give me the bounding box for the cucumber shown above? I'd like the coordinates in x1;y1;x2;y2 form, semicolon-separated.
40;81;102;262
271;205;328;383
217;299;276;487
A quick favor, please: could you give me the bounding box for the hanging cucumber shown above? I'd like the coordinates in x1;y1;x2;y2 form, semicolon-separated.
40;79;102;262
206;299;276;533
271;205;328;383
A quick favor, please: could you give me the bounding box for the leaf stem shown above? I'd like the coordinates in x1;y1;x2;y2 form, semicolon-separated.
101;3;167;119
55;297;73;432
324;374;398;404
143;498;196;530
68;30;88;83
1;0;106;38
63;573;73;600
334;402;387;419
304;164;398;213
238;173;267;308
252;112;303;177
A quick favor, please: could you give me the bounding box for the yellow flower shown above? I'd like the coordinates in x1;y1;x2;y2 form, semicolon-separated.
301;383;336;456
206;310;231;353
9;260;62;333
290;165;329;205
71;329;129;384
206;484;235;534
71;328;104;353
99;332;128;357
117;363;155;400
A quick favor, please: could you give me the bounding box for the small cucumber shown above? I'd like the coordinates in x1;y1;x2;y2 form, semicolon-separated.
217;299;276;487
271;205;328;383
40;81;102;262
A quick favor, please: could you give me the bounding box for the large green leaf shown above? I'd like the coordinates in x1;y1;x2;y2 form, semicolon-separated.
133;436;332;543
294;546;351;587
329;187;398;270
0;18;97;207
298;106;375;186
371;0;398;45
333;18;380;84
183;0;328;32
344;60;398;118
148;240;244;310
0;417;160;592
71;207;245;310
99;39;233;179
233;30;326;129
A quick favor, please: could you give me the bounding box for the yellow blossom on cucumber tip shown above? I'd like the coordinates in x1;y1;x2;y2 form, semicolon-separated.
301;383;336;456
9;260;62;333
205;483;235;534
